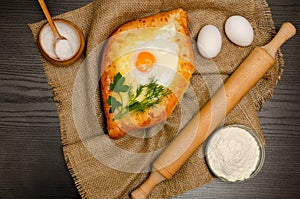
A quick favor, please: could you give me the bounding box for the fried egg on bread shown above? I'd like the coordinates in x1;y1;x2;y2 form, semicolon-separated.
100;9;194;139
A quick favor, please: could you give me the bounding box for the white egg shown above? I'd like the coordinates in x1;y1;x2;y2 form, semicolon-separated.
197;25;222;59
225;15;254;47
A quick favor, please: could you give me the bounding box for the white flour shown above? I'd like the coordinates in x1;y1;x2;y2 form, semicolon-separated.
40;21;80;60
206;126;260;182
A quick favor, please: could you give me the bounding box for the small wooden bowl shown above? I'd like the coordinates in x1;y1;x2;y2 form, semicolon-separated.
37;19;85;66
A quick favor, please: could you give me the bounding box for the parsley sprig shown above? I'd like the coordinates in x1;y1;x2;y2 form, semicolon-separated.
107;72;172;120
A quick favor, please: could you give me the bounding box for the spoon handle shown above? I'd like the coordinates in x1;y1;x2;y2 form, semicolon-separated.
37;0;61;39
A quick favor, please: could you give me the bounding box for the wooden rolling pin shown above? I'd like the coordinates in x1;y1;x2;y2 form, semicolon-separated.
131;22;296;199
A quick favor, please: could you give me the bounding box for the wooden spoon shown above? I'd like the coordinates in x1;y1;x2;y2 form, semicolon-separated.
37;0;73;60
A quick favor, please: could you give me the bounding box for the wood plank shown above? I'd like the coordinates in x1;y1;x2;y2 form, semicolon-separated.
0;0;299;198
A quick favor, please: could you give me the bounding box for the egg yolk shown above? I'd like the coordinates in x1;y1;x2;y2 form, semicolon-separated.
135;51;156;72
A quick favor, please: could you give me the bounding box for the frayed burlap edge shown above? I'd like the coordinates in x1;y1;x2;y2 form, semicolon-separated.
28;2;94;198
250;0;284;110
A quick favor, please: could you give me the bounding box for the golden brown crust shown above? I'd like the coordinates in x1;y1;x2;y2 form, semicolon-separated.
100;9;194;139
114;9;188;35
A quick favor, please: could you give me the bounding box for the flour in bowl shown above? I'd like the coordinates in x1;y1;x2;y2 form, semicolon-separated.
206;126;261;182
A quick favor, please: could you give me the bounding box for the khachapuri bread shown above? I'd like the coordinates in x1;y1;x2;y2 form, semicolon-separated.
100;9;194;139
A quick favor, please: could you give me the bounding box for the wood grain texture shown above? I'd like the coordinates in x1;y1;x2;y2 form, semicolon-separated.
0;0;299;198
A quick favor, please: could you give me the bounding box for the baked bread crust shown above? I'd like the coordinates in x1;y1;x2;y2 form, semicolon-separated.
100;9;194;139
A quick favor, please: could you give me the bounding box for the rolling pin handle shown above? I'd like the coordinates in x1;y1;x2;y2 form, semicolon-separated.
131;171;166;199
263;22;296;57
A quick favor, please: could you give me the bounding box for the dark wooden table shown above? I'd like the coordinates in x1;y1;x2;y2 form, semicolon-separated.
0;0;299;198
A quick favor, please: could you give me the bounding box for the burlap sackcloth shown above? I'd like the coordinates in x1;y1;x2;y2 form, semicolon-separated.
29;0;284;198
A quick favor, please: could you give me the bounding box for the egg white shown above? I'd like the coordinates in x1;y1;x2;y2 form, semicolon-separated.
130;39;179;87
